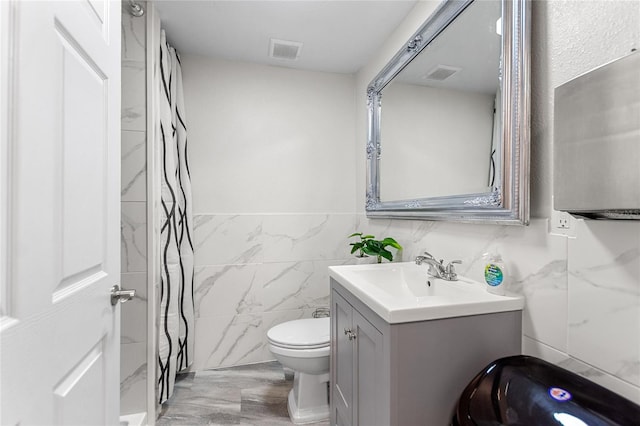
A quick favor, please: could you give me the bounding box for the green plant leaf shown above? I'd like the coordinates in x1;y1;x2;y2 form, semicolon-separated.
361;246;378;256
379;248;393;261
381;237;402;250
348;232;363;238
350;245;360;254
362;235;376;240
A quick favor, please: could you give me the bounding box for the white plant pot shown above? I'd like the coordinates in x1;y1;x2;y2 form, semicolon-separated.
352;256;379;265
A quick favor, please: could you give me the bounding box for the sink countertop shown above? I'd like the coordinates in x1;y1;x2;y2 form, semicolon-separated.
329;262;524;324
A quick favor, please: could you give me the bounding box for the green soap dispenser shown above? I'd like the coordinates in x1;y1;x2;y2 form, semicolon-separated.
483;252;506;295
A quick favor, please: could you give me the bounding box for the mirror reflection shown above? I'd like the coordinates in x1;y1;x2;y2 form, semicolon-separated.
379;0;502;201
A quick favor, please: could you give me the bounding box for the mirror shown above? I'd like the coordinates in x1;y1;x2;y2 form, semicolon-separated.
366;0;530;224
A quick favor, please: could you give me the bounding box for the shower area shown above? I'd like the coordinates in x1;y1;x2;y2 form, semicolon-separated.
120;1;195;422
119;0;360;423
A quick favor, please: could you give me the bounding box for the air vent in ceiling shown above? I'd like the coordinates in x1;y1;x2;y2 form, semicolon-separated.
423;65;461;81
269;38;303;61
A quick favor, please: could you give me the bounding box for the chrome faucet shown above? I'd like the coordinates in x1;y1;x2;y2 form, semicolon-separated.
415;252;461;281
415;252;445;278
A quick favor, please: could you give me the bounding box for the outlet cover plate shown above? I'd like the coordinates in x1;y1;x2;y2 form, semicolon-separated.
549;210;577;237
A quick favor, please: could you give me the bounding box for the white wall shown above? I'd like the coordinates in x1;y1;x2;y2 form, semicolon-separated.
380;82;494;199
355;0;640;403
181;55;358;370
184;55;356;214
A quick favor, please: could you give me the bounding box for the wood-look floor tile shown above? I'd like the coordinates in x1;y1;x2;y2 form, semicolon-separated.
158;362;328;426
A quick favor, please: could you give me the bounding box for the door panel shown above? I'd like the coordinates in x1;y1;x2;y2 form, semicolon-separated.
354;309;383;426
0;1;121;424
332;290;353;426
56;17;108;298
53;342;106;425
85;0;107;30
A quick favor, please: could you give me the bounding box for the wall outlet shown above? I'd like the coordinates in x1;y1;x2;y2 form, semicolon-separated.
558;217;570;229
549;210;576;237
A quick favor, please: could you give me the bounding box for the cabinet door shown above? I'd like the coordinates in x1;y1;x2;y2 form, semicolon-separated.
332;290;354;426
353;309;384;426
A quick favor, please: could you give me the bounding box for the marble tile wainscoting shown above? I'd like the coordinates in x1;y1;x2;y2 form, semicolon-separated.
565;220;640;396
190;211;639;403
356;215;640;403
121;4;148;416
191;213;355;371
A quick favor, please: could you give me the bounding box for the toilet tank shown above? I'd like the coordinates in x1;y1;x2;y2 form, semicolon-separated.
553;51;640;219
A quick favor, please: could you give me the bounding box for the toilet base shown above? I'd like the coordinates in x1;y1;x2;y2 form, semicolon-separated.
287;371;330;424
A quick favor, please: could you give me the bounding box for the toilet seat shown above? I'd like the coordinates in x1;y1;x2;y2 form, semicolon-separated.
267;317;330;349
269;340;328;350
268;343;330;359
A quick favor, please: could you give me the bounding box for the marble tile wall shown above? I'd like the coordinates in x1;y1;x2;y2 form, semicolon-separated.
355;215;639;403
356;216;569;349
189;211;638;403
191;214;356;371
566;220;639;399
121;5;147;416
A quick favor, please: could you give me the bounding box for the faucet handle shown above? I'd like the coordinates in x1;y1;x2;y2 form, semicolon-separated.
445;260;462;280
423;251;444;264
446;260;462;270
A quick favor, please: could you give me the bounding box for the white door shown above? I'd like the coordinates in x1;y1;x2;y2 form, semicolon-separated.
0;0;121;424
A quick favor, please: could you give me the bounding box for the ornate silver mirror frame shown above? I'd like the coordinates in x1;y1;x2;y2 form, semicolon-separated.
366;0;530;224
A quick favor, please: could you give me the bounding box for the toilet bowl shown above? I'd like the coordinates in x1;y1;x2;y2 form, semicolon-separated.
267;317;330;424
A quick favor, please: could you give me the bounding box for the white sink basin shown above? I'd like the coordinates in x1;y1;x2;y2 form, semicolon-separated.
329;262;523;324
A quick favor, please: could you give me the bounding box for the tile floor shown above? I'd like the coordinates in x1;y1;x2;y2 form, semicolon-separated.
157;362;329;426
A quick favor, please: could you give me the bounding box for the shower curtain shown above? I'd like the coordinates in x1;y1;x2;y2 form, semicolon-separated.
157;29;195;404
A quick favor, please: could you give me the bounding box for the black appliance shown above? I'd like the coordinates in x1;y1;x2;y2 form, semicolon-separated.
453;355;640;425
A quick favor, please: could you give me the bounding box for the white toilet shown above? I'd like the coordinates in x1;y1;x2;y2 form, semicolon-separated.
267;317;330;424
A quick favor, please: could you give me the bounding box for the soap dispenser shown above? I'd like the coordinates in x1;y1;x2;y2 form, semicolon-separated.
483;252;506;295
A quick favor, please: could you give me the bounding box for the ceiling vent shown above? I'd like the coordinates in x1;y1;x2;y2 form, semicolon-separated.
269;38;303;61
423;65;461;81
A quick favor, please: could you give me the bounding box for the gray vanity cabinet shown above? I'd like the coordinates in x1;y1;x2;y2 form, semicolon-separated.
330;279;522;426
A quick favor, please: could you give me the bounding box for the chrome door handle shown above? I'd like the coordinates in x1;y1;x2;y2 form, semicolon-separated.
110;285;136;305
344;328;357;341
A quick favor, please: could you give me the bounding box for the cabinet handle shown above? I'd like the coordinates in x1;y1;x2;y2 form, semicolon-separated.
344;328;357;341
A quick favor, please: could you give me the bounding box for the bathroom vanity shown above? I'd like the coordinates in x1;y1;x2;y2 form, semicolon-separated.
328;263;524;426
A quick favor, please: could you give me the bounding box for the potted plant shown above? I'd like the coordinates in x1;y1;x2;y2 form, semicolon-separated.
348;232;403;264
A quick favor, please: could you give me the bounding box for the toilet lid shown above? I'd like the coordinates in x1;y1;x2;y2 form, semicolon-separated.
267;317;330;349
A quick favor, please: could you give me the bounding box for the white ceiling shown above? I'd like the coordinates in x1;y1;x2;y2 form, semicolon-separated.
394;0;501;94
151;0;419;74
